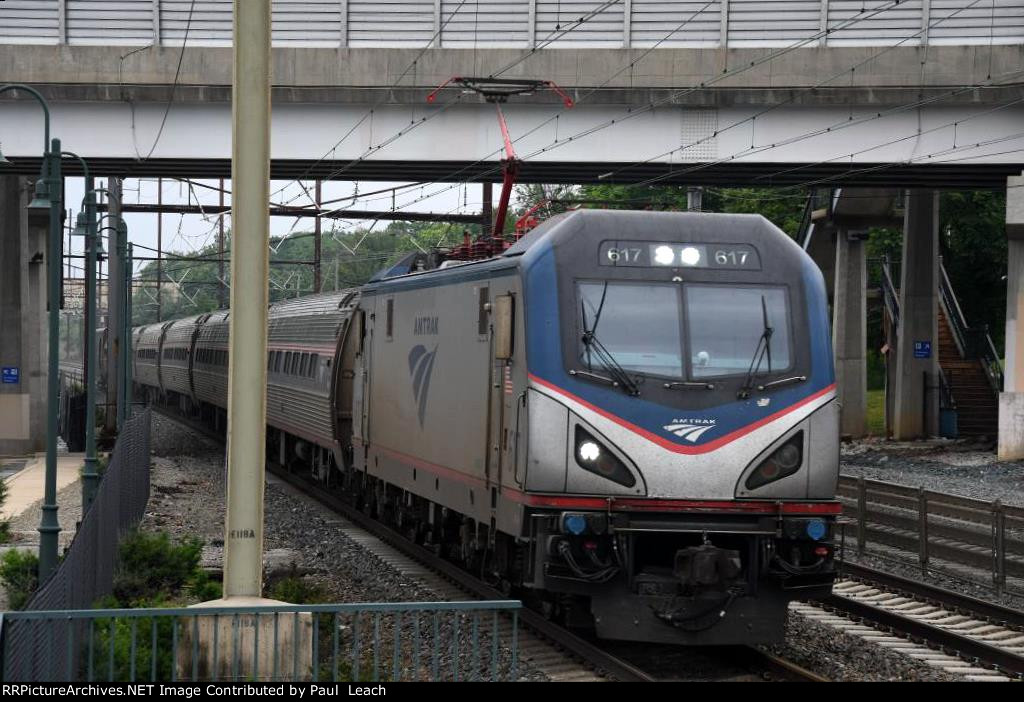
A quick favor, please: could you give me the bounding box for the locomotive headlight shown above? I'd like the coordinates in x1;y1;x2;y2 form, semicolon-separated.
574;426;636;488
679;246;701;266
579;441;601;462
744;432;804;490
653;245;675;265
773;443;800;471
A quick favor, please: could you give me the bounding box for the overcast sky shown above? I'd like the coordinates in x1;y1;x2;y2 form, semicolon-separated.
61;176;495;281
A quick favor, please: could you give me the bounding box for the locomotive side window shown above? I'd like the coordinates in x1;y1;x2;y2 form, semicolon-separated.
386;298;394;340
478;287;490;336
684;285;792;379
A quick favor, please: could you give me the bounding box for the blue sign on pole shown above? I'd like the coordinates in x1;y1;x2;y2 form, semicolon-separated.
1;367;19;384
913;341;932;359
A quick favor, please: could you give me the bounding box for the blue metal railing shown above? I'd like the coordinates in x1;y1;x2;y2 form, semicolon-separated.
0;600;522;683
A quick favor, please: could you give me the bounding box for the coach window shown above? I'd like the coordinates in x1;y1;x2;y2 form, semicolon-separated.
309;354;318;378
284;352;292;375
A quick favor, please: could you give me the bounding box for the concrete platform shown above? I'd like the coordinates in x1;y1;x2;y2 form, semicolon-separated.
1;453;83;520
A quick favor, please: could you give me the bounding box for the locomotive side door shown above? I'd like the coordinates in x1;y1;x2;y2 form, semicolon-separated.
486;290;515;495
352;306;371;444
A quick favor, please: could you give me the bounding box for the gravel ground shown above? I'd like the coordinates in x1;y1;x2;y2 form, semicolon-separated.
765;610;958;682
146;413;543;681
841;438;1024;507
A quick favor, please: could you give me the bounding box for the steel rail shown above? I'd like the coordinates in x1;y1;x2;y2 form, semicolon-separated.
823;592;1024;677
837;561;1024;630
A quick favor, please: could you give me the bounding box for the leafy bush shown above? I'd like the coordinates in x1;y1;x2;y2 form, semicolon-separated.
0;549;39;610
268;573;328;605
90;594;177;681
112;531;204;606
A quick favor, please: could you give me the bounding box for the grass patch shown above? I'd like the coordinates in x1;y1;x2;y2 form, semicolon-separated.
866;389;886;437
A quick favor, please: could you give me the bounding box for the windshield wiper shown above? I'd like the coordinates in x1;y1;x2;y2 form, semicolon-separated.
580;285;641;396
737;296;773;400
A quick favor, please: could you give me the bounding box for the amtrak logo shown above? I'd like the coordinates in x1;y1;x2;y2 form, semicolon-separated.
663;419;717;442
408;344;438;428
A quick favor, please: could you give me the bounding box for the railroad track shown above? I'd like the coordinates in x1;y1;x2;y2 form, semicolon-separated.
153;406;824;682
797;561;1024;681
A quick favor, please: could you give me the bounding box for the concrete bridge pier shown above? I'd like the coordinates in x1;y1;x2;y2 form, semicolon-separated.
833;228;867;438
892;190;941;440
0;174;48;455
999;175;1024;460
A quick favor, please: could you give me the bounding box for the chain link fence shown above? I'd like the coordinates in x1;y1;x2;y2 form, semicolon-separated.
1;409;151;680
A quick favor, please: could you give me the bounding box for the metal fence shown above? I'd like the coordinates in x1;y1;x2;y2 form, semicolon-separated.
0;409;152;679
837;475;1024;597
0;600;522;682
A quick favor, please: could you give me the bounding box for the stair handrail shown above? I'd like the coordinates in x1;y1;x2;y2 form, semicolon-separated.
799;188;818;251
938;258;970;358
938;259;1004;394
879;255;900;327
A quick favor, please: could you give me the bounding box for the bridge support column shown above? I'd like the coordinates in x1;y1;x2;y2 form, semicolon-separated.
999;174;1024;460
893;190;940;440
833;228;867;437
806;223;836;300
0;175;47;455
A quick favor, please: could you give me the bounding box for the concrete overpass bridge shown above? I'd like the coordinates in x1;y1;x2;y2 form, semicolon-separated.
0;1;1022;185
1;0;1023;457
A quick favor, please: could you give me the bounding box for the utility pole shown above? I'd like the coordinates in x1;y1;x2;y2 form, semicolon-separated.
314;180;322;293
156;177;162;322
687;186;704;212
218;177;226;308
104;178;122;432
481;182;493;235
223;0;271;600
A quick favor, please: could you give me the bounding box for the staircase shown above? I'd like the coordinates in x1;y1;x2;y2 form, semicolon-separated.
937;308;999;437
937;267;1003;438
877;257;1003;438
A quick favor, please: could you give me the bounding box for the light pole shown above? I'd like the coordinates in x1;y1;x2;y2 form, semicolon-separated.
0;83;62;579
70;160;104;512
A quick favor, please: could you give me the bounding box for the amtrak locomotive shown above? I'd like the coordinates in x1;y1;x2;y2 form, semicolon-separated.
130;210;840;645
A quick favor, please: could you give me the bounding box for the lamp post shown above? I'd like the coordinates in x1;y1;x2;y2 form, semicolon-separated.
0;83;62;579
69;157;103;512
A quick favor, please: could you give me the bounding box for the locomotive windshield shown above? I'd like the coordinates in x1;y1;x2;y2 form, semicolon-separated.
577;281;792;382
686;285;791;378
578;282;684;378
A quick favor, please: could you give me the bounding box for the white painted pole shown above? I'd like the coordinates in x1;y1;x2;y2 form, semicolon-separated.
223;0;271;598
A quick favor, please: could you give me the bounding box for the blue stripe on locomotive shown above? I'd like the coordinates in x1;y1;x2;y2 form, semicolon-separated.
520;237;835;449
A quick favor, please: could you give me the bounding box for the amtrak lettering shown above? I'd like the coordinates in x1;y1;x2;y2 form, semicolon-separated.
408;344;438;427
413;316;439;335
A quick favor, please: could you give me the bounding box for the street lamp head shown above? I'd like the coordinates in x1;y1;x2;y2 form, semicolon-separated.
27;178;51;210
72;211;89;237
